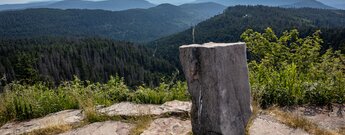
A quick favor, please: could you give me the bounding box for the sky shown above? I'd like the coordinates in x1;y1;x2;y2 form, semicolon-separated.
0;0;195;5
0;0;47;4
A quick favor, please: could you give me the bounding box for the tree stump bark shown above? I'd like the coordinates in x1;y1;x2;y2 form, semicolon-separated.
179;42;252;135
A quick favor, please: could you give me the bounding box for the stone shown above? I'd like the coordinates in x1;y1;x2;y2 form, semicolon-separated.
98;100;191;116
179;42;252;135
98;102;163;116
141;117;191;135
249;114;309;135
161;100;192;113
59;121;133;135
0;110;83;135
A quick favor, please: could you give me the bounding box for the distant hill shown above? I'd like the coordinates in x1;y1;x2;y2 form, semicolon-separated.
282;0;335;9
0;3;226;42
341;4;345;9
148;6;345;65
179;2;226;19
334;4;345;10
0;0;155;11
41;0;155;11
194;0;292;6
194;0;335;9
0;1;54;11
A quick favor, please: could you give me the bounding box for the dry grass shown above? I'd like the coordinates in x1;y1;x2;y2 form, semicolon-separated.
81;107;161;135
84;108;109;123
245;102;261;135
268;107;338;135
245;103;341;135
128;116;153;135
22;124;73;135
336;127;345;135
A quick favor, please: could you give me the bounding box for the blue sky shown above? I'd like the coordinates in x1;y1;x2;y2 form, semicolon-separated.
0;0;195;5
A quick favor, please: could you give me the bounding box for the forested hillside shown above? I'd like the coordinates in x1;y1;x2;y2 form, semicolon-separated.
0;3;225;42
0;38;176;87
149;6;345;65
2;6;344;87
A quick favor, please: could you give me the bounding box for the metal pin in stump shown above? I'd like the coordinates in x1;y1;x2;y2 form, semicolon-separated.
179;42;252;135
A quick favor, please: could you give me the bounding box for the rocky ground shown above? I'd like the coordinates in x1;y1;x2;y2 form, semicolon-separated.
0;101;344;135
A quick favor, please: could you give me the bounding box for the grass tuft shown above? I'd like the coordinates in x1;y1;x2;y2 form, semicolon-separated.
245;102;261;135
22;124;73;135
128;116;153;135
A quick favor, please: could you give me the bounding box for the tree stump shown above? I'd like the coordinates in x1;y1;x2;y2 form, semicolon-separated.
179;42;252;135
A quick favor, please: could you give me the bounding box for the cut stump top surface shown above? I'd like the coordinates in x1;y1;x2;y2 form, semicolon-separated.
179;42;245;48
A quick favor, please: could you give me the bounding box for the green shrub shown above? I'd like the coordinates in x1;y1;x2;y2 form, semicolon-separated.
94;76;131;105
242;28;345;107
132;81;189;104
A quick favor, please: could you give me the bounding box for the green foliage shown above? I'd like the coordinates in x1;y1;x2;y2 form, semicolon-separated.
93;76;131;105
0;82;79;124
242;28;345;107
0;76;189;125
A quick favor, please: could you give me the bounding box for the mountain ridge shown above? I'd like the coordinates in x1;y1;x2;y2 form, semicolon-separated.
282;0;335;9
194;0;335;9
0;0;156;11
0;0;340;11
317;0;345;9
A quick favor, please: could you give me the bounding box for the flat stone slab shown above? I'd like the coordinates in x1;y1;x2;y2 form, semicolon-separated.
0;110;83;135
288;104;345;131
98;100;191;116
60;121;133;135
0;101;191;135
141;118;191;135
249;114;309;135
141;114;310;135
